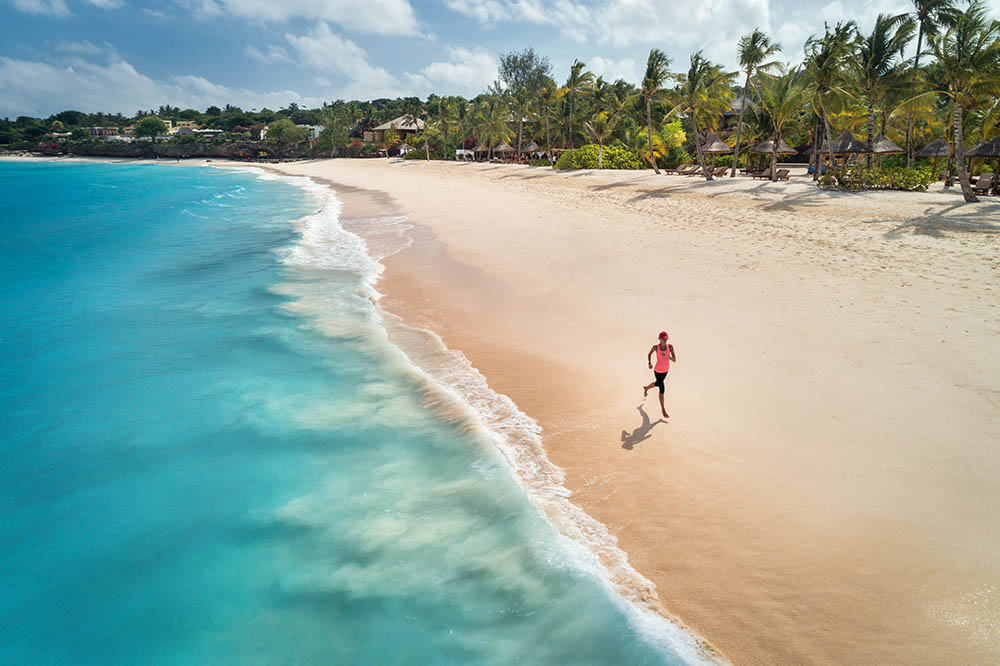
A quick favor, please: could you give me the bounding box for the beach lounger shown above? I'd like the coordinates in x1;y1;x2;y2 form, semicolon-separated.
752;168;773;180
712;166;729;177
776;169;790;181
676;165;700;175
666;164;691;174
973;173;994;195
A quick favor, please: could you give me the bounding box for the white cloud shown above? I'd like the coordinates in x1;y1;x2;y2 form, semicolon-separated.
285;22;402;98
588;56;637;84
10;0;69;15
181;0;421;36
10;0;122;14
245;44;293;65
404;47;499;97
0;55;322;117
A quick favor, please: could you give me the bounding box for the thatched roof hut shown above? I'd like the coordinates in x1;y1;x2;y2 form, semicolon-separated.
916;138;950;158
473;143;489;152
398;142;413;151
494;142;515;153
819;130;871;154
751;137;797;154
967;137;1000;158
698;134;733;154
870;134;904;154
522;140;541;153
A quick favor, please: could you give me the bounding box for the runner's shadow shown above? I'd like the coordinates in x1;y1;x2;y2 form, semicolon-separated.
621;405;665;450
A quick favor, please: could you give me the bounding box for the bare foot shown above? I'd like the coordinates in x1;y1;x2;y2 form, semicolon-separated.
643;386;649;398
662;411;669;419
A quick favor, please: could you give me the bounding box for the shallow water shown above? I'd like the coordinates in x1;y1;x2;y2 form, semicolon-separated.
0;161;712;665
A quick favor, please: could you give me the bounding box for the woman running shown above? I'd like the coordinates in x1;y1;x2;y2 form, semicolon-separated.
644;331;676;418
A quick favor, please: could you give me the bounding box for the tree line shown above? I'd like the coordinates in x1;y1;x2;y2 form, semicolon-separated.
3;0;998;202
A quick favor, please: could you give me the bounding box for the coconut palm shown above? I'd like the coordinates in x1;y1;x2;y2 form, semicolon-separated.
731;29;782;176
536;78;559;165
583;110;622;169
926;0;1000;202
852;13;917;166
475;96;513;160
563;60;594;148
805;21;857;179
669;52;737;180
905;0;958;164
756;68;809;181
641;48;671;173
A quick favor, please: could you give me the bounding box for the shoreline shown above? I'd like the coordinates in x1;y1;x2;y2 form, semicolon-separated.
251;164;726;664
252;158;998;666
9;156;1000;664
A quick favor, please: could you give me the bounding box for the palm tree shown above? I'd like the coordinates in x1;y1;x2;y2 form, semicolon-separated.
670;52;736;180
536;78;559;165
476;97;513;160
641;48;671;174
853;13;917;166
563;60;594;148
805;22;857;179
583;110;622;169
905;0;957;164
756;69;809;181
731;29;782;176
926;0;1000;202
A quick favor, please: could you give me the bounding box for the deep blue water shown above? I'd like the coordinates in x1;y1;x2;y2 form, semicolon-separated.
0;161;709;665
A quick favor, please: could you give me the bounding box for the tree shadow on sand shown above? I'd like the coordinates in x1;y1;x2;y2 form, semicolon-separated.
864;202;1000;238
621;404;665;450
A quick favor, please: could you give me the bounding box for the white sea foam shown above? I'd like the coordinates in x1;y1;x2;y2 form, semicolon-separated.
234;166;724;666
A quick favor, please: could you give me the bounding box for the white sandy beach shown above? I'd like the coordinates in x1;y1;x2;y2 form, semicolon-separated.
246;158;999;666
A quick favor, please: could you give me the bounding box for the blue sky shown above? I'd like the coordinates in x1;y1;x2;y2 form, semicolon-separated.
2;0;998;117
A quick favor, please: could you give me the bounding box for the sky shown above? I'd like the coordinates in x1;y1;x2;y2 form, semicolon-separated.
2;0;999;118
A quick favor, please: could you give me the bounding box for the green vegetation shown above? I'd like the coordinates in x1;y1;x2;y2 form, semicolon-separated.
556;145;645;170
2;0;998;202
819;165;936;191
134;116;168;142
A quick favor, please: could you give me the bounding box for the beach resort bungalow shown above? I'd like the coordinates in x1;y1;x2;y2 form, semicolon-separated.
85;127;121;137
371;116;424;143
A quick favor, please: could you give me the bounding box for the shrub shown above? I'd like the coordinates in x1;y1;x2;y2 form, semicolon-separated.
528;158;551;167
555;144;645;170
661;147;690;169
818;165;935;192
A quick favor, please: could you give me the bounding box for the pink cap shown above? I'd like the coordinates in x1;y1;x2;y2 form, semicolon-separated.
658;331;669;339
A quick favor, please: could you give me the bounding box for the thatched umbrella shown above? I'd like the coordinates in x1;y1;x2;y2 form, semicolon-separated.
698;133;732;167
522;140;540;153
870;134;904;168
397;142;413;155
750;137;797;154
494;142;515;152
816;130;871;171
916;138;951;178
967;137;1000;185
871;134;904;154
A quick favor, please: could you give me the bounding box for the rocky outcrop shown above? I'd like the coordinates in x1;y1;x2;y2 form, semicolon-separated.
52;141;313;160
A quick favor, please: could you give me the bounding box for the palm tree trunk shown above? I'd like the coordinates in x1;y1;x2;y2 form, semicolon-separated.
731;71;751;177
598;142;604;169
691;113;712;181
819;97;836;180
545;111;552;166
569;94;575;149
517;116;523;162
866;91;875;169
905;26;924;168
954;102;978;203
646;97;659;174
770;131;779;182
812;119;822;182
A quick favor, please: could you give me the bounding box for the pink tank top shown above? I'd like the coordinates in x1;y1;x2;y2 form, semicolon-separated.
654;344;671;372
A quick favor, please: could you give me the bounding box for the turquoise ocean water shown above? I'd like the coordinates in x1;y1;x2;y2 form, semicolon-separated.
0;161;713;665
